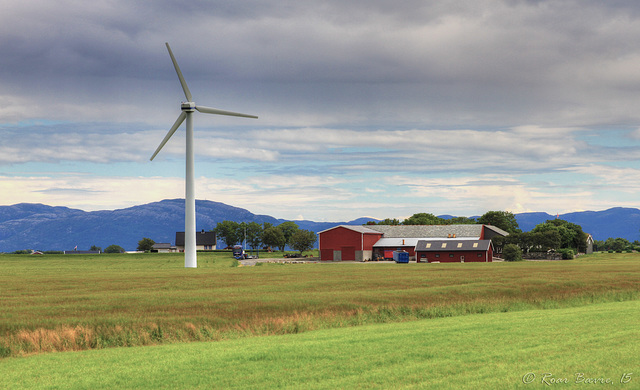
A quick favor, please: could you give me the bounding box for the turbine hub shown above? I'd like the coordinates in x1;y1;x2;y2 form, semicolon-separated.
181;102;196;112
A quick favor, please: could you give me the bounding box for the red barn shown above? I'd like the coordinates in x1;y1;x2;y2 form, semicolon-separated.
318;225;382;261
318;224;507;262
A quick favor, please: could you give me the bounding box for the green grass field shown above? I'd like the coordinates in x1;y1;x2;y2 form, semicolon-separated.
1;252;639;388
1;300;637;389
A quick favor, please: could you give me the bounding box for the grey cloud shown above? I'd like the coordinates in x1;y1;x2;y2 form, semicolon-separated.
4;1;640;151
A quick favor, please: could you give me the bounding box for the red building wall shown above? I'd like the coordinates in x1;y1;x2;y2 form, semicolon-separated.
363;233;381;249
319;227;382;261
375;246;416;259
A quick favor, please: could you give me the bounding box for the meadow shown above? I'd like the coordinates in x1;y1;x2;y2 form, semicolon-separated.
1;252;638;357
0;252;639;388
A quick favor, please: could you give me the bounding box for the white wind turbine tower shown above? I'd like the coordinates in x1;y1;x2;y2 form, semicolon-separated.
151;42;258;268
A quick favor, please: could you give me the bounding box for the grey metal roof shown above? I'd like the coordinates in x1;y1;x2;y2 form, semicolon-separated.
366;224;484;238
483;225;510;237
152;243;173;249
373;237;423;247
415;239;492;252
373;237;478;248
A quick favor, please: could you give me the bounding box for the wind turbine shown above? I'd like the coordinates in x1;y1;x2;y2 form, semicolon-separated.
151;42;258;268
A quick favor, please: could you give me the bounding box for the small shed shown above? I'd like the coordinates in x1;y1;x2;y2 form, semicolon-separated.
372;237;423;259
415;239;493;263
152;243;175;253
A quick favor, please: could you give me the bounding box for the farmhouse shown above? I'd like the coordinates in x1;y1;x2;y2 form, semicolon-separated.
175;230;217;252
318;224;507;262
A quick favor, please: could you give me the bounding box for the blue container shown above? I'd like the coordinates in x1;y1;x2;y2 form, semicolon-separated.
393;251;409;263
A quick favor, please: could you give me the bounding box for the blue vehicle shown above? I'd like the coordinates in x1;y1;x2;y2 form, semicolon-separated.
233;245;245;260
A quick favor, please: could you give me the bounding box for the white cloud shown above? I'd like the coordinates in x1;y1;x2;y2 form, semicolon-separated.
0;174;183;211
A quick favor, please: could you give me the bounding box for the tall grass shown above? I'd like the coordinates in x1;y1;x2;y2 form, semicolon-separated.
1;252;639;357
2;300;638;389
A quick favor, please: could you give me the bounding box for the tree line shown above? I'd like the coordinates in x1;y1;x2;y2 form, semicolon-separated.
493;219;588;260
593;237;640;252
369;210;521;235
214;221;317;254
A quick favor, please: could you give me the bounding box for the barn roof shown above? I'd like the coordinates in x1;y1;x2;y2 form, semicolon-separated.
366;224;485;238
483;225;510;237
415;239;492;252
373;237;480;248
317;225;382;234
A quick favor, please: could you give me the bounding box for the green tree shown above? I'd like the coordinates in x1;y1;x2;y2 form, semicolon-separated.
532;219;587;252
278;221;299;248
375;218;401;225
214;221;242;248
402;213;446;225
289;229;317;254
90;245;102;252
137;238;155;252
533;230;561;251
104;245;125;253
504;231;561;253
503;243;523;261
445;216;476;225
477;211;521;234
610;237;631;252
262;226;286;251
245;222;263;255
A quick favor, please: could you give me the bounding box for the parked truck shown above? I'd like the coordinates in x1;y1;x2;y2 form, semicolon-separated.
233;245;245;260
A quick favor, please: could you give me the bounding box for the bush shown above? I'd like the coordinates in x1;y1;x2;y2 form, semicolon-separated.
104;245;125;254
503;244;523;262
137;238;155;252
558;248;574;259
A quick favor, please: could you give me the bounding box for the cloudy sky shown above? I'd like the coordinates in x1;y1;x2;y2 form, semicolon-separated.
2;0;640;222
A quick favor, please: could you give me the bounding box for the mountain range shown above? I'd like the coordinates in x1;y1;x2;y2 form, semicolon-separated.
1;199;638;252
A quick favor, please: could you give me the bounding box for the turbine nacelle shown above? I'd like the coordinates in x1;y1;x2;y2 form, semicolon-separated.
181;102;196;112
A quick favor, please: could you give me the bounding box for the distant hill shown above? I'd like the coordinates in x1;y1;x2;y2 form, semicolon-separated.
515;208;640;242
0;199;379;252
1;200;638;252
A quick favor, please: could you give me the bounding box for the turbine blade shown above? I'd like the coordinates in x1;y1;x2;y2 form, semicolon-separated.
165;42;193;102
195;105;258;119
150;112;187;161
